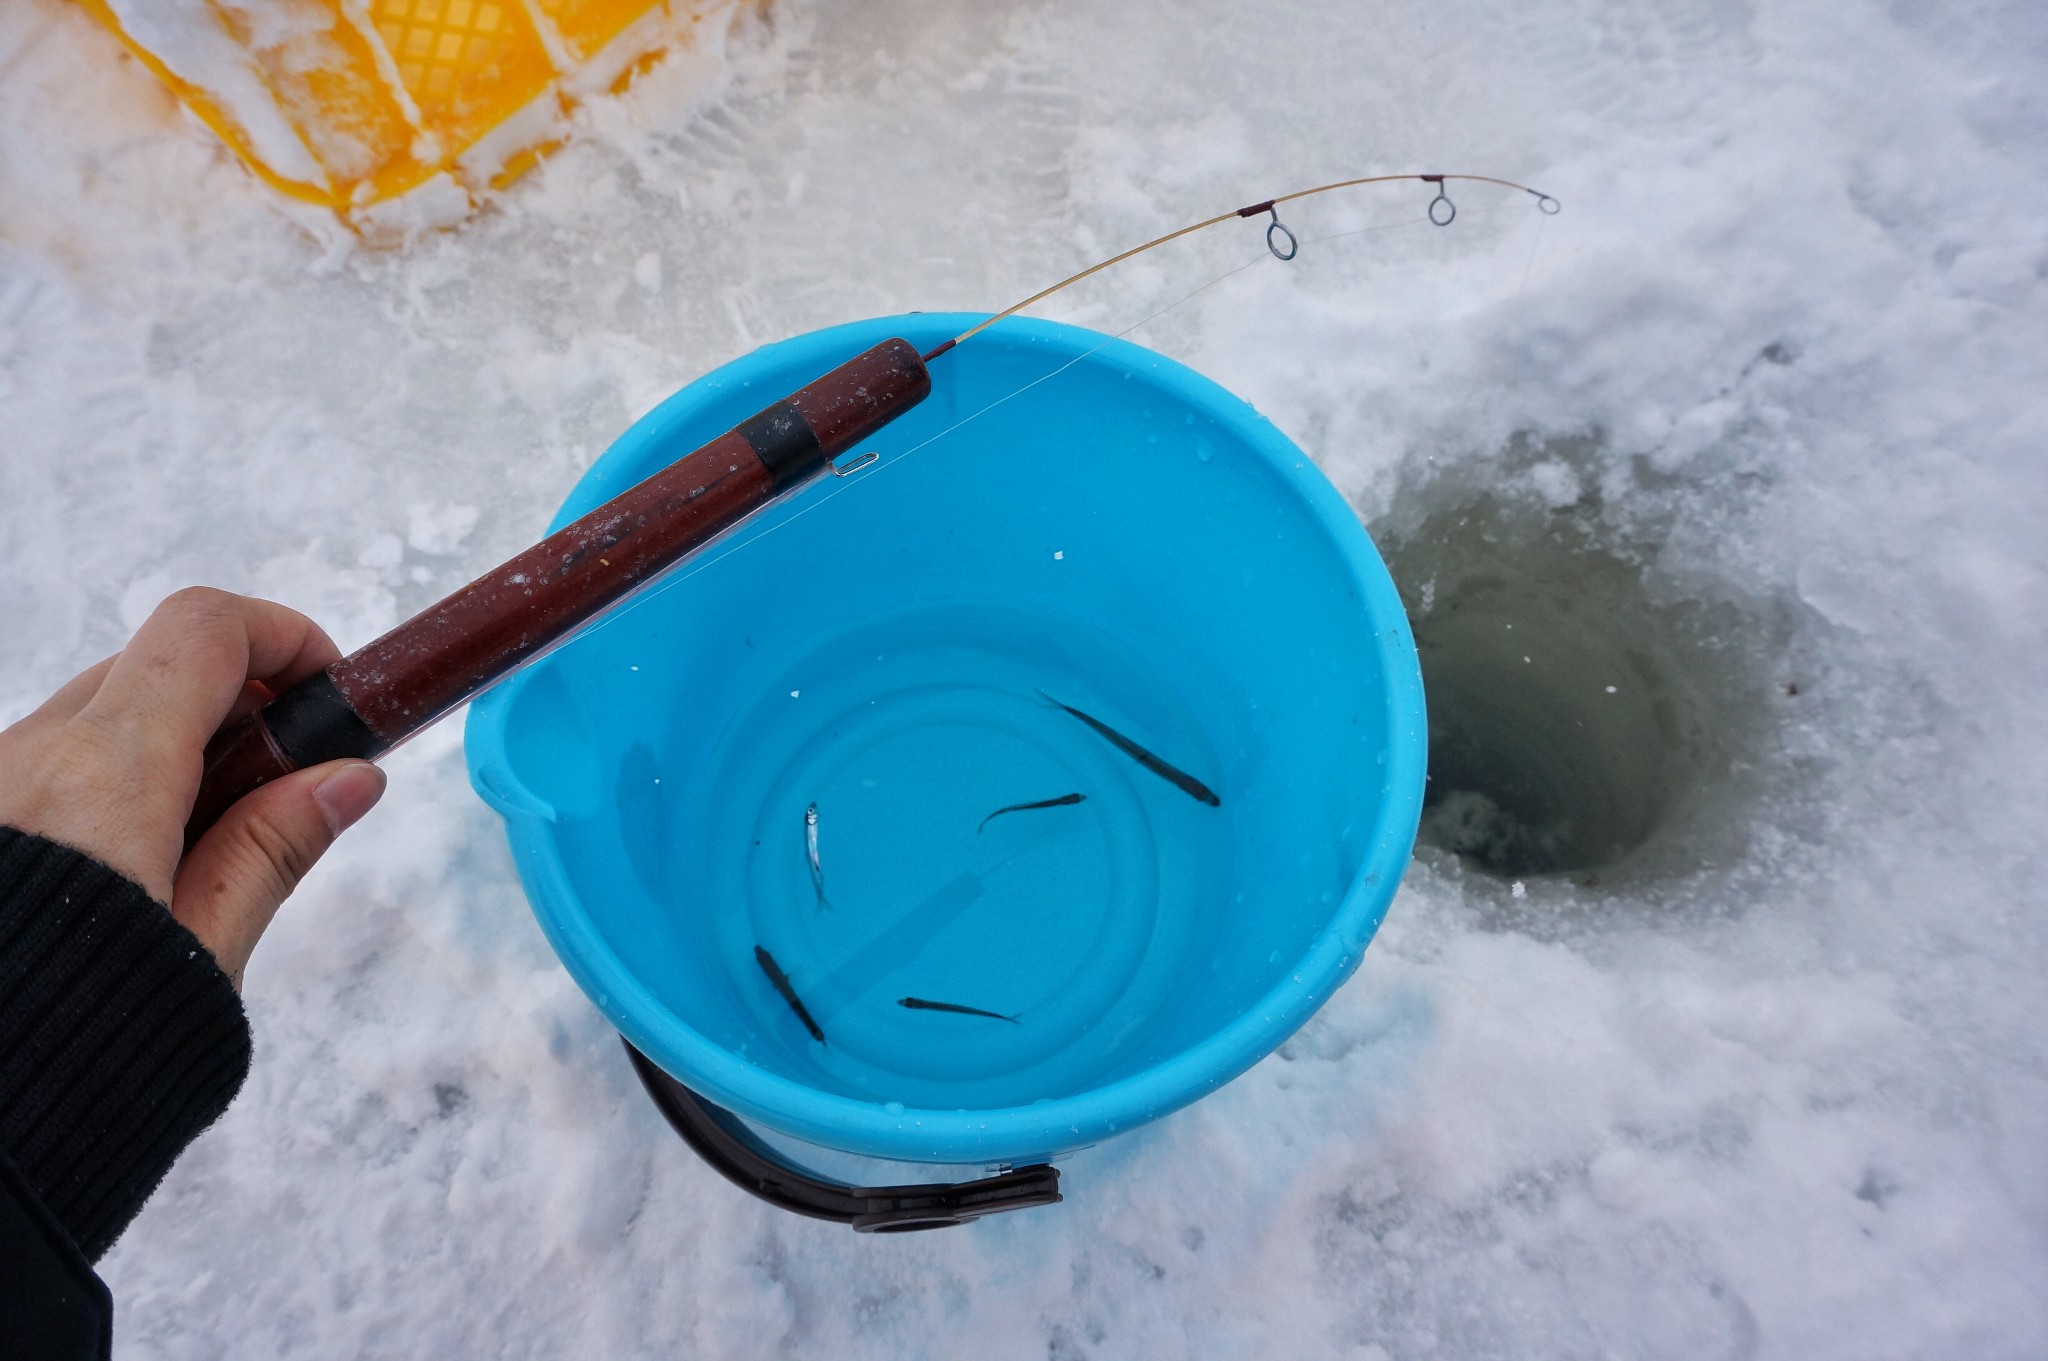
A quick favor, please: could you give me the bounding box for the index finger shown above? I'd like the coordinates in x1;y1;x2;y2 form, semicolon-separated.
10;654;118;730
83;588;343;762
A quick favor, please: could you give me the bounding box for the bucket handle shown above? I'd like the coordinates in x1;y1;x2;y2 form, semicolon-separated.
623;1041;1063;1232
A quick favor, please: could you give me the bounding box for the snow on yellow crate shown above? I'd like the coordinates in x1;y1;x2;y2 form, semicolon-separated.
75;0;756;238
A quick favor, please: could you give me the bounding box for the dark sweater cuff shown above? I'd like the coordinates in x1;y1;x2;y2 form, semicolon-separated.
0;827;252;1262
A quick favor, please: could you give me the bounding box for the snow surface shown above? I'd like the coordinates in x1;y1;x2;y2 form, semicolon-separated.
4;0;2047;1355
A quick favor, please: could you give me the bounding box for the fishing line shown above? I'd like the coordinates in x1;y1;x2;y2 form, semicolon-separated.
1515;201;1550;300
1433;197;1557;456
1295;203;1518;251
609;246;1278;611
1297;216;1432;248
852;250;1275;486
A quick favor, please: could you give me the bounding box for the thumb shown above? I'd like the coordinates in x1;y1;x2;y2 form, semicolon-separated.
172;759;386;988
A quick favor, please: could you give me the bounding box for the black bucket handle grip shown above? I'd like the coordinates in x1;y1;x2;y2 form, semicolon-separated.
622;1041;1063;1232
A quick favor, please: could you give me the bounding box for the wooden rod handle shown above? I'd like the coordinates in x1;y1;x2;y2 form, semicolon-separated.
185;337;932;847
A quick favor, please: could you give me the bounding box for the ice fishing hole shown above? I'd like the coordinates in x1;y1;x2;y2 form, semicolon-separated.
1390;501;1726;881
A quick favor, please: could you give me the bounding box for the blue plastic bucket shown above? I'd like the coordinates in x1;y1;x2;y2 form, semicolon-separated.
465;313;1425;1174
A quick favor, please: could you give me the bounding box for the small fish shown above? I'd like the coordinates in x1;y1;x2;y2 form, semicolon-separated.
755;945;825;1043
1038;692;1221;806
804;802;831;910
898;997;1020;1023
978;791;1088;832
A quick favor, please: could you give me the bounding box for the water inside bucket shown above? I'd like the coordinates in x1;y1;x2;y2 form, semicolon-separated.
621;599;1230;1111
474;315;1422;1159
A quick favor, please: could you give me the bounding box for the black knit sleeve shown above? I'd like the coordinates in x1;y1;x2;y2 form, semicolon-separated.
0;826;253;1263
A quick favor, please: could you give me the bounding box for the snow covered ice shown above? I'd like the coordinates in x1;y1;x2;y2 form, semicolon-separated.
4;0;2046;1355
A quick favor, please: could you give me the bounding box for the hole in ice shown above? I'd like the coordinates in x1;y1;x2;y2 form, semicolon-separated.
1387;484;1739;883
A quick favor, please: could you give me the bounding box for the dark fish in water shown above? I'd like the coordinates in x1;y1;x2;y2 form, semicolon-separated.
898;997;1020;1023
804;802;831;910
755;945;825;1043
978;791;1088;832
1038;692;1222;807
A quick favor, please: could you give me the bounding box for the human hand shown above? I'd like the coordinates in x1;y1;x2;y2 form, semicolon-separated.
0;588;385;988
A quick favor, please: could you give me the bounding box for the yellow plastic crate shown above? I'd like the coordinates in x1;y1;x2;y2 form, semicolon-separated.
78;0;750;235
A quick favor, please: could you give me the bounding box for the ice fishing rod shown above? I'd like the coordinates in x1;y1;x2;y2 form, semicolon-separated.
921;172;1560;361
183;171;1558;843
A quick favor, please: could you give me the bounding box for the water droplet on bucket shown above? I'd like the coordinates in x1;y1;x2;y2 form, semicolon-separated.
884;1101;905;1116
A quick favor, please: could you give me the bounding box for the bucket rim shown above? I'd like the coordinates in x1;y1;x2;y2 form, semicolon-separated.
465;311;1426;1163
